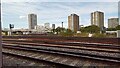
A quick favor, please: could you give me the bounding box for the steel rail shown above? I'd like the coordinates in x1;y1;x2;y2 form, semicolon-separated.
3;45;120;64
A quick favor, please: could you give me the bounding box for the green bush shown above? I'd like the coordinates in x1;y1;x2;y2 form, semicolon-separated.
60;32;74;37
93;33;107;38
74;33;88;37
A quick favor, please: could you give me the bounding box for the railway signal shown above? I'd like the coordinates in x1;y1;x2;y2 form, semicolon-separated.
9;24;14;29
9;24;14;36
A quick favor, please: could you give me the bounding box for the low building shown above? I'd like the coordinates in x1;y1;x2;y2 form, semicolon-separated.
35;25;52;33
44;23;50;29
117;30;120;38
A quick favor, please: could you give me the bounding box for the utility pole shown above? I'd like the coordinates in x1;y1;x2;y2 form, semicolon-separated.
0;15;2;68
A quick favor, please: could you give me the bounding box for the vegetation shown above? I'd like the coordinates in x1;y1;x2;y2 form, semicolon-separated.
52;27;65;34
52;27;74;37
74;33;89;37
60;29;74;37
80;25;100;33
107;28;116;31
116;25;120;30
51;25;120;38
93;33;107;38
107;25;120;31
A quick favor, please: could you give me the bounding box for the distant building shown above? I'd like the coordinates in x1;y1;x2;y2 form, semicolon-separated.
108;18;119;28
35;25;52;33
68;14;79;32
79;25;84;29
35;25;46;33
3;28;9;31
91;11;104;29
28;14;37;29
44;23;50;29
52;24;55;29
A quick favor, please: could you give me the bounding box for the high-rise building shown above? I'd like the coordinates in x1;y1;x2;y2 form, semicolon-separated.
52;24;55;29
68;14;79;32
91;11;104;29
108;18;119;28
28;14;37;29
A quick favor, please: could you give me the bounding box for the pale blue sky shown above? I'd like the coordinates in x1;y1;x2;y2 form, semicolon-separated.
2;0;120;2
2;1;119;29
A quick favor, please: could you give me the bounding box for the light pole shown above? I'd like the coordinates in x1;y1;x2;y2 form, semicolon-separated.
62;22;64;32
62;22;63;28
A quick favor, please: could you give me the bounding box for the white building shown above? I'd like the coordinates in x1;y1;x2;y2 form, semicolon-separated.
108;18;119;28
44;23;50;29
35;25;52;33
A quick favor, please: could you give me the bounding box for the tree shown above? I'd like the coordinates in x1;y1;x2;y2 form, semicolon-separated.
80;27;86;32
54;27;66;34
107;28;116;31
116;25;120;30
60;29;74;36
107;25;120;31
80;25;100;33
66;29;72;33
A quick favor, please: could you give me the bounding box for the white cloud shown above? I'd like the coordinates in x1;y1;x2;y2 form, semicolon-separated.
19;16;26;19
108;16;118;19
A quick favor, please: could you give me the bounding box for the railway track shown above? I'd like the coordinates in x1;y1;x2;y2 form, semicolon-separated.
3;54;58;67
3;44;120;64
3;48;110;67
2;40;120;59
2;41;120;53
2;35;120;67
3;38;120;46
3;35;120;45
3;38;120;48
3;52;75;68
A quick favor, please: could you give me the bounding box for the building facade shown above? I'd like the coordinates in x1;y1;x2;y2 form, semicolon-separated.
91;11;104;29
28;14;37;29
44;23;50;29
35;25;52;33
52;24;55;29
68;14;79;32
108;18;119;28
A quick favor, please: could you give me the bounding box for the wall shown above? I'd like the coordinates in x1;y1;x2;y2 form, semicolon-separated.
117;30;120;38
